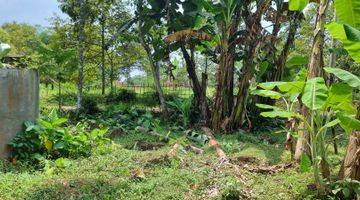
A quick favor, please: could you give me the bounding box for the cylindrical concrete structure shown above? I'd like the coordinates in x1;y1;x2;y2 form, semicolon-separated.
0;68;39;158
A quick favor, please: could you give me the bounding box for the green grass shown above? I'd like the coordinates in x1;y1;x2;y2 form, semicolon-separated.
1;128;346;199
1;86;348;199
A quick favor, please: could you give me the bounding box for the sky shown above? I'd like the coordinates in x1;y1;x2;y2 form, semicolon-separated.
0;0;66;27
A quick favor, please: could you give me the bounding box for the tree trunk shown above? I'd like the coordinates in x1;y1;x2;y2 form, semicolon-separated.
201;57;210;126
180;43;202;100
339;131;360;180
211;12;239;131
58;79;62;111
101;18;106;95
180;43;210;125
137;4;169;120
76;0;86;113
229;0;271;130
294;0;330;180
108;53;115;94
272;12;301;82
339;105;360;181
230;58;252;129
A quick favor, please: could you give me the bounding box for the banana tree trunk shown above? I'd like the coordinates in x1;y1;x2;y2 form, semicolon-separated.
294;0;330;181
211;32;234;131
339;105;360;181
230;63;251;129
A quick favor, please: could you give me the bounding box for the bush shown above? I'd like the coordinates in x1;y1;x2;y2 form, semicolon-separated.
9;110;109;162
105;89;136;103
80;96;100;114
139;91;181;106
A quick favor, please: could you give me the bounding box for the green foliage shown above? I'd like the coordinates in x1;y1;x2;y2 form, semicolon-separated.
0;43;10;67
105;89;136;103
167;96;193;127
327;22;360;63
301;77;328;110
324;67;360;89
344;24;360;42
328;179;360;199
253;68;360;189
327;0;360;63
9;110;109;162
286;55;309;67
80;96;100;115
289;0;309;11
333;0;360;29
299;154;311;173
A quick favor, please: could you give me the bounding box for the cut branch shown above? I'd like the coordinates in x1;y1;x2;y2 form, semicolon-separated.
201;127;229;162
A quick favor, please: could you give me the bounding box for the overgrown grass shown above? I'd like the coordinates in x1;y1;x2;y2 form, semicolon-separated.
1;126;347;199
1;86;348;199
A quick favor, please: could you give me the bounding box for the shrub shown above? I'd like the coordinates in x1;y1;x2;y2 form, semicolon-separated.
80;96;100;114
105;89;136;103
9;110;109;162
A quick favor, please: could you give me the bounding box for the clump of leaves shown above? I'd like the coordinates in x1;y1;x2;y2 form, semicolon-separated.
327;179;360;199
9;110;109;163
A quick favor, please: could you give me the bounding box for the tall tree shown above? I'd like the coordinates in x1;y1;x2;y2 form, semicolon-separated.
58;0;95;112
293;0;331;181
136;0;169;120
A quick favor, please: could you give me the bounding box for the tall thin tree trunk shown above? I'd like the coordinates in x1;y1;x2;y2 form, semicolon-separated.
180;43;211;124
76;0;86;112
180;43;202;100
201;57;210;126
101;17;106;95
137;2;169;120
58;79;62;111
108;52;115;93
294;0;330;180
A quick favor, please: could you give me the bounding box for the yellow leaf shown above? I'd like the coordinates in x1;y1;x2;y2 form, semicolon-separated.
45;140;53;151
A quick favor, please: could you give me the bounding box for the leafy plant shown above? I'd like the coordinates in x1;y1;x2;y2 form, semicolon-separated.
253;68;360;189
9;110;109;162
328;179;360;199
167;96;193;127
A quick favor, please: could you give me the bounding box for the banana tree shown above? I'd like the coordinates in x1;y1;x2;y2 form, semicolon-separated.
325;0;360;185
253;69;360;191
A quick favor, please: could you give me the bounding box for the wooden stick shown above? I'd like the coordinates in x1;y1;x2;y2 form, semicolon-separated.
167;143;180;158
201;127;229;162
185;145;204;155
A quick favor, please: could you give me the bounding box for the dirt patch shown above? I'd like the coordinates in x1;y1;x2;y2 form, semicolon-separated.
125;141;165;151
145;155;172;167
108;128;124;139
231;156;260;165
244;162;295;175
231;156;295;175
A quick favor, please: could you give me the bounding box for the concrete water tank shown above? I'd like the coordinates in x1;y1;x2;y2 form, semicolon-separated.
0;68;39;158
